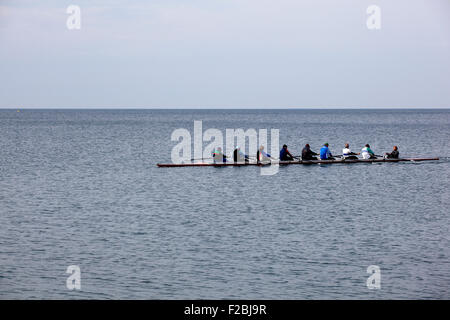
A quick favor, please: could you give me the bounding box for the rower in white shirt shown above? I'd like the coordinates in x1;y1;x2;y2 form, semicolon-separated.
342;143;359;160
361;144;377;159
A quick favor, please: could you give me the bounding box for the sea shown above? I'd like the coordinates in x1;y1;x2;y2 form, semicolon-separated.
1;109;449;299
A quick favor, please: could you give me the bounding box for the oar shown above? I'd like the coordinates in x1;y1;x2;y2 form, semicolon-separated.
191;156;230;161
190;157;213;161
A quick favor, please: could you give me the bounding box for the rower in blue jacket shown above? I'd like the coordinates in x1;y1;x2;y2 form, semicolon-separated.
320;143;335;160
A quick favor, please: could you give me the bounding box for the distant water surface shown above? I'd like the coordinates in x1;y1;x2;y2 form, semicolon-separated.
0;109;449;299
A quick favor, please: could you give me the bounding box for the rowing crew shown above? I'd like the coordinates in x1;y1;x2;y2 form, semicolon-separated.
276;143;395;161
280;143;399;161
211;144;399;163
312;143;400;160
212;145;271;163
302;143;399;160
211;145;272;163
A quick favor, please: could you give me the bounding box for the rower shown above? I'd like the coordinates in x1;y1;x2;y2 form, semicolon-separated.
361;144;376;159
256;145;271;163
385;146;399;159
301;144;318;160
233;146;249;163
320;143;335;160
212;147;227;163
342;143;359;160
279;144;294;161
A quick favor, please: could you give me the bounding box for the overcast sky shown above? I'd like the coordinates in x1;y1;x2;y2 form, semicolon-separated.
0;0;449;108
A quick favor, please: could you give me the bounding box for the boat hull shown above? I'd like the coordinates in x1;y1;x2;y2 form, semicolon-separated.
157;158;440;167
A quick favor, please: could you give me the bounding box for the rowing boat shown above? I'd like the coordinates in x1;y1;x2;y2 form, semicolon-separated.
157;157;440;167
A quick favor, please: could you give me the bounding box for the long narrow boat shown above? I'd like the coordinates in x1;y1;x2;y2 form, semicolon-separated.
157;157;439;167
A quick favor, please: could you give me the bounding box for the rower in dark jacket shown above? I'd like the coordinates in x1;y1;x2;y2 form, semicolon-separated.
301;144;318;160
233;146;249;163
385;146;399;159
280;144;294;161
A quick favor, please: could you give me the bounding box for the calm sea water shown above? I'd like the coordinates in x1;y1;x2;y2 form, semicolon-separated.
1;109;449;299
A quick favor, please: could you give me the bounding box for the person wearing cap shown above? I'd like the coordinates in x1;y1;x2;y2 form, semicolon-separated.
320;143;335;160
301;144;318;160
361;144;377;159
256;145;271;163
233;146;249;163
385;146;399;159
279;144;294;161
342;143;359;160
212;147;227;163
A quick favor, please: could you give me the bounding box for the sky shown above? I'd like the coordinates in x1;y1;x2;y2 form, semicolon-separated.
0;0;449;108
